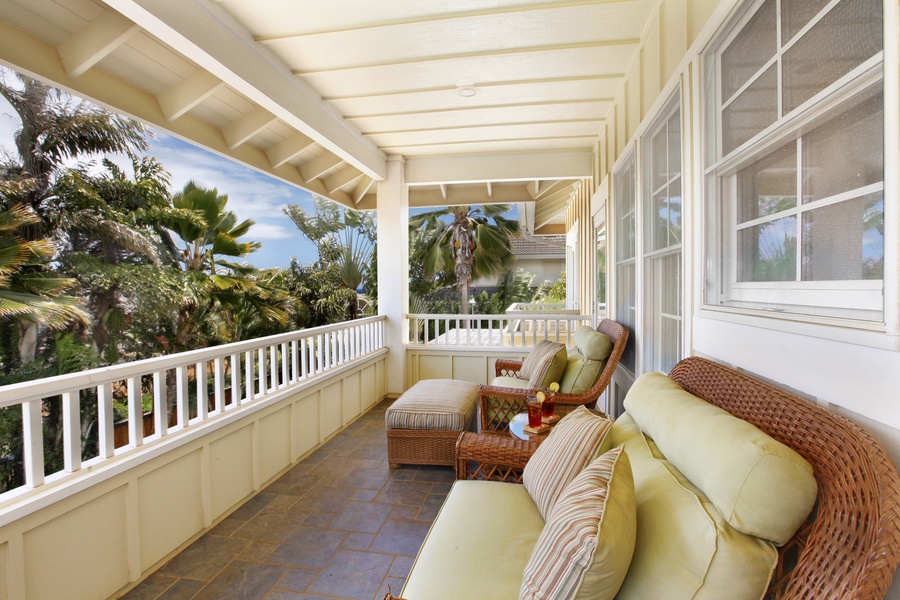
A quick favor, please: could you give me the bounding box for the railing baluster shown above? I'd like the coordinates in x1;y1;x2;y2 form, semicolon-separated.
291;340;299;383
258;348;267;395
299;338;308;380
98;383;114;457
269;345;278;390
231;353;242;407
196;361;208;421
280;342;289;386
153;371;168;437
176;365;189;428
62;391;81;473
128;376;143;447
214;357;225;413
244;351;253;403
22;399;44;488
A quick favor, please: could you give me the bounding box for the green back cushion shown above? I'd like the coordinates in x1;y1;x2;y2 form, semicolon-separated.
611;414;777;600
559;356;605;394
624;372;817;545
574;325;613;361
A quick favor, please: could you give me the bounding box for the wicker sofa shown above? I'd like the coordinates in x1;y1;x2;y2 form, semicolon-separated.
400;357;900;600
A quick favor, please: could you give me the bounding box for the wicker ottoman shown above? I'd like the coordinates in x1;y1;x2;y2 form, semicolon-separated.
386;379;480;468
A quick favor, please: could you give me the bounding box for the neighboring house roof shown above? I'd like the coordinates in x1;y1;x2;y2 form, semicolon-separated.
509;236;566;258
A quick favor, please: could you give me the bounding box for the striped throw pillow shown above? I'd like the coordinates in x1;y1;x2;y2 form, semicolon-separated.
520;447;636;600
520;340;566;389
523;406;613;520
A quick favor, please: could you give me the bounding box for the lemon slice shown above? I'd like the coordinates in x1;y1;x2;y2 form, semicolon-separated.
535;391;546;403
548;382;560;393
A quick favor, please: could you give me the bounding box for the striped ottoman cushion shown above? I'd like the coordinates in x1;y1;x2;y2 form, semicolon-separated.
386;379;479;431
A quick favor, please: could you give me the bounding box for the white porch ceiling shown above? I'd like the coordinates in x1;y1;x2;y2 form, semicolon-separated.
0;0;655;226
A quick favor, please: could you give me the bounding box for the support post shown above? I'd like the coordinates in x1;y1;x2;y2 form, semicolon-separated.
377;155;409;395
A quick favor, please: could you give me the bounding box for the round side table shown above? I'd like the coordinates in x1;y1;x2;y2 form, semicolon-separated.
509;413;552;441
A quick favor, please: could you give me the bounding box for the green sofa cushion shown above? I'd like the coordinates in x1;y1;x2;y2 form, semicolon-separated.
623;372;817;546
402;480;544;599
611;413;778;600
489;375;532;389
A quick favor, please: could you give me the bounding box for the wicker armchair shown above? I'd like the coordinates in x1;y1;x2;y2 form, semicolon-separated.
478;318;628;431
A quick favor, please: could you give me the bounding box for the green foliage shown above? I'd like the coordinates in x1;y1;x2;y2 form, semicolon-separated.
534;272;567;303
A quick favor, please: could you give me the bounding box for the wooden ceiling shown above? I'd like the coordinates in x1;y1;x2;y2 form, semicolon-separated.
0;0;656;229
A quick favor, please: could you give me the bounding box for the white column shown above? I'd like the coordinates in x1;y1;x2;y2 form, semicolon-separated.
377;155;409;395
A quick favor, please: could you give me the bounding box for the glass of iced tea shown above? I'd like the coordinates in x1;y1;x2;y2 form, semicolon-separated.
526;395;543;428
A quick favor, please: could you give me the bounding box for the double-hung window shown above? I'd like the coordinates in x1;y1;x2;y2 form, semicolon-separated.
703;0;884;322
614;154;637;371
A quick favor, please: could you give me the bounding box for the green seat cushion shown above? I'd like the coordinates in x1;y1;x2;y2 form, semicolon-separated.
611;414;778;600
521;446;636;600
624;372;817;545
573;325;614;361
402;480;544;600
489;376;532;389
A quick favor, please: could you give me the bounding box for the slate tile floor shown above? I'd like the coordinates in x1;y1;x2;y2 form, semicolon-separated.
123;399;453;600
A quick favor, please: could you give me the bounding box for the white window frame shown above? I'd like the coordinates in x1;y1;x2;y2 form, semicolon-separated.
613;152;637;373
641;93;684;373
702;0;885;324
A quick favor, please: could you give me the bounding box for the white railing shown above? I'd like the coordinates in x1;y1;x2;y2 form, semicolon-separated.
407;313;591;347
0;316;385;500
505;302;577;314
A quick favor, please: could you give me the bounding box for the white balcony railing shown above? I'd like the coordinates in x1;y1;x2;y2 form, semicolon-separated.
0;316;385;504
407;313;592;347
504;302;577;314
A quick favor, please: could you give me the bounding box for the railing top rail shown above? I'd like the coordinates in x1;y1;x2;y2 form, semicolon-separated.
407;313;588;321
0;315;385;405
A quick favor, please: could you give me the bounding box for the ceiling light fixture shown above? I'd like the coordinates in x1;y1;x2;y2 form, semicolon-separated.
457;85;478;98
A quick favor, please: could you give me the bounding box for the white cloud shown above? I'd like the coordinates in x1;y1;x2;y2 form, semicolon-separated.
248;221;296;240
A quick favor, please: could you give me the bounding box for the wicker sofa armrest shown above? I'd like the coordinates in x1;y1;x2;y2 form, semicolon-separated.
494;358;525;378
455;432;540;483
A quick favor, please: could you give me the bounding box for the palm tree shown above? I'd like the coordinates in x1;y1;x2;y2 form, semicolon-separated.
166;181;286;350
0;71;147;363
284;197;376;320
0;203;89;367
410;205;520;313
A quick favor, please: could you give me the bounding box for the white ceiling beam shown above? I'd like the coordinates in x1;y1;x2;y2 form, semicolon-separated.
300;153;343;182
486;182;493;198
407;184;531;208
529;179;570;200
439;184;448;201
535;192;576;224
406;150;591;185
536;186;577;212
157;69;224;122
0;19;355;211
353;176;374;205
529;181;540;198
223;107;278;150
294;39;640;75
102;0;386;180
56;10;139;78
324;166;364;193
266;132;316;168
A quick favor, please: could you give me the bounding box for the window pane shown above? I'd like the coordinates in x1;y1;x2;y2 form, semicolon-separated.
649;190;669;251
615;165;635;260
615;262;636;372
803;93;883;203
721;0;777;100
651;127;668;192
737;143;797;223
738;216;798;281
782;0;831;44
647;252;682;373
723;65;778;155
669;177;683;244
801;193;883;280
668;109;681;178
596;226;607;310
782;0;882;114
